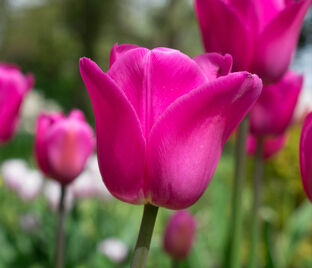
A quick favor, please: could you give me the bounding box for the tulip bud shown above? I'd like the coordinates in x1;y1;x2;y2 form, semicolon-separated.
0;63;34;143
163;210;196;260
35;109;95;185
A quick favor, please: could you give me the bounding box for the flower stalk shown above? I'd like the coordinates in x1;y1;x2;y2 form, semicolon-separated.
229;118;248;268
131;204;159;268
54;185;66;268
248;138;263;268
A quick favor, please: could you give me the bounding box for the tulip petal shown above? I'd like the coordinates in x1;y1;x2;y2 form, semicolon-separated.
147;72;262;209
108;48;208;135
195;0;254;71
79;57;146;204
250;71;303;136
300;113;312;202
45;118;95;185
193;53;233;80
251;0;311;84
109;43;140;67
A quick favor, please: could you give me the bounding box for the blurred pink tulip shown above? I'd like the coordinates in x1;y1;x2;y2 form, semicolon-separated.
250;71;303;137
79;44;262;209
247;134;287;160
163;210;196;260
195;0;311;84
35;109;95;185
0;63;34;143
300;112;312;202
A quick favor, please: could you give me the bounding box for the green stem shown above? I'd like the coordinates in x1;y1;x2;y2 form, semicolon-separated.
54;185;66;268
229;118;249;268
131;204;159;268
248;138;263;268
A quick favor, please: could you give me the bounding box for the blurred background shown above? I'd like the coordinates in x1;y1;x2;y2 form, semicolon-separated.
0;0;312;267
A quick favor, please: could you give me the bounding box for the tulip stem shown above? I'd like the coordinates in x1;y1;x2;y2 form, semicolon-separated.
228;118;249;268
248;138;263;268
54;185;66;268
131;204;159;268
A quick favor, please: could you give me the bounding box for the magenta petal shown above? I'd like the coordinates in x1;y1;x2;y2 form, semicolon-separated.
193;53;233;80
108;47;207;136
195;0;254;71
146;72;262;209
109;43;140;67
251;0;311;84
79;57;146;204
300;112;312;202
250;71;303;137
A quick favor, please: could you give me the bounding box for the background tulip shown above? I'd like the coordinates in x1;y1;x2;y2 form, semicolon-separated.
195;0;311;84
35;109;95;185
300;112;312;202
250;71;303;137
0;63;34;143
163;210;196;260
247;134;287;160
80;43;262;210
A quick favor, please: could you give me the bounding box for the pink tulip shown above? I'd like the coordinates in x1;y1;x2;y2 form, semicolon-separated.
300;112;312;202
79;43;262;209
163;210;196;260
247;134;287;160
250;71;303;137
0;63;34;143
195;0;311;84
35;109;95;185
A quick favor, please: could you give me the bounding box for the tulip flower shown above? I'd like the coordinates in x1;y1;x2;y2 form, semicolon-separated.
250;71;303;137
0;63;34;143
300;112;312;202
35;109;95;185
163;210;196;260
195;0;311;84
80;43;262;210
80;43;262;267
35;109;94;268
247;134;287;160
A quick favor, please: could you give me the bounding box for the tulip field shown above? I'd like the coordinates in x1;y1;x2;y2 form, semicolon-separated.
0;1;312;268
